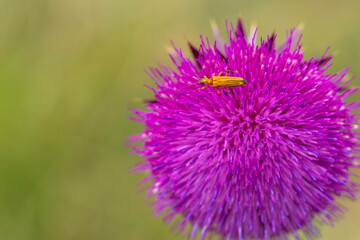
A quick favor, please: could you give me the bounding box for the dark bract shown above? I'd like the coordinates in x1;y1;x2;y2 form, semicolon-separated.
128;19;360;240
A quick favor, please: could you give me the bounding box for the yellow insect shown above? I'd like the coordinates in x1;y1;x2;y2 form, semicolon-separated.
172;71;247;101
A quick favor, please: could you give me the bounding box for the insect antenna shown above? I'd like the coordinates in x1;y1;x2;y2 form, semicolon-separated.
185;59;203;80
171;82;199;100
192;70;202;80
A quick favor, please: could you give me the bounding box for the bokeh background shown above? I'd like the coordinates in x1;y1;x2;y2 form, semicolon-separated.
1;0;359;239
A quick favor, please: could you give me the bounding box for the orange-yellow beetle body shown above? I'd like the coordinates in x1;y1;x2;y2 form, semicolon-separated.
199;74;246;88
197;72;246;94
171;71;246;100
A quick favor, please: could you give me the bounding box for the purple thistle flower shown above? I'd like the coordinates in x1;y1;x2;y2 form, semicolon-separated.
128;19;360;240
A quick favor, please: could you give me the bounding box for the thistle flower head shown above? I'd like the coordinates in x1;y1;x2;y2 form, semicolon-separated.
128;19;360;240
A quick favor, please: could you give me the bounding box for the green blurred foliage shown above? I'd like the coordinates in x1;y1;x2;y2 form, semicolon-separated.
0;0;359;239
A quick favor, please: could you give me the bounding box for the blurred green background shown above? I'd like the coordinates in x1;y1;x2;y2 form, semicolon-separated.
1;0;359;239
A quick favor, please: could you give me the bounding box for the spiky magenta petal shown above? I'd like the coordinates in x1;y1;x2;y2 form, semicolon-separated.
128;20;360;240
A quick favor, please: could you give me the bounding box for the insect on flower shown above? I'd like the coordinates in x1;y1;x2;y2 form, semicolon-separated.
128;17;360;240
171;70;247;101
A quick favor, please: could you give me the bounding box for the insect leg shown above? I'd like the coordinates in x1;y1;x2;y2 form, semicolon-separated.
225;87;243;105
217;88;226;94
226;70;235;75
194;84;209;92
